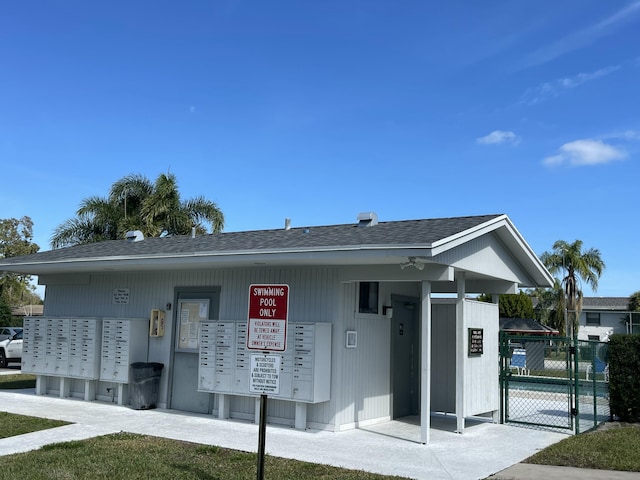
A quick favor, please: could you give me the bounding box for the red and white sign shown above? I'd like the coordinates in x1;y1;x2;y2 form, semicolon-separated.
247;284;289;351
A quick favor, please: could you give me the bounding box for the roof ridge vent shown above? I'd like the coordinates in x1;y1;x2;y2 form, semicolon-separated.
125;230;144;242
357;212;378;227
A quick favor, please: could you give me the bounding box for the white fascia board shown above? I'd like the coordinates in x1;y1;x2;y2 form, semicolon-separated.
0;245;435;275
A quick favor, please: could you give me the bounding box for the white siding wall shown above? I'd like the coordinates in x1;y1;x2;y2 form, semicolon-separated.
578;311;627;341
462;300;499;417
42;267;340;427
42;269;482;431
333;282;391;429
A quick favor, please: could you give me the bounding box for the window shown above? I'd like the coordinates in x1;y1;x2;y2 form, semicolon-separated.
588;335;600;341
586;312;600;326
358;282;379;314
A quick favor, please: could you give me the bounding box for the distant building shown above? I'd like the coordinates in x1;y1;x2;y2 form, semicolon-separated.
10;304;44;317
578;297;635;341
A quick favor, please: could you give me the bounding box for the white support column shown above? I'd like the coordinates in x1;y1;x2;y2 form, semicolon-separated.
295;402;308;430
60;377;70;398
491;293;500;424
35;375;44;395
420;281;432;444
456;272;466;434
218;394;230;419
84;380;96;401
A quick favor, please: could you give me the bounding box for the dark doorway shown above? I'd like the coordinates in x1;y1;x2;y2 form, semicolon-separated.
391;295;420;418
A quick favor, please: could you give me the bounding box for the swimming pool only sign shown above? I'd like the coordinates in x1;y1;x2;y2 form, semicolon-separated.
247;284;289;352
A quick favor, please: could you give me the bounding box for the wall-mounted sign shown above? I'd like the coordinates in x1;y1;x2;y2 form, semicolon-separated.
247;284;289;352
468;328;484;356
113;288;130;304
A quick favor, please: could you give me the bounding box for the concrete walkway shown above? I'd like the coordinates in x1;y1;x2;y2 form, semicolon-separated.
488;463;640;480
0;388;630;480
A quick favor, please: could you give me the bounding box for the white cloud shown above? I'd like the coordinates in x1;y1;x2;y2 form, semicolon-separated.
600;129;640;141
521;1;640;68
476;130;520;146
542;139;627;167
520;65;620;106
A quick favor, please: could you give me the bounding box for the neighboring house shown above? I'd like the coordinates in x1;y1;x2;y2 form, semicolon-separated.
578;297;631;342
10;305;44;317
0;213;553;444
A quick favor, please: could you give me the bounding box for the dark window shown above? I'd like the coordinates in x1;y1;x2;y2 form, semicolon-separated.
588;335;600;341
586;312;601;326
358;282;379;314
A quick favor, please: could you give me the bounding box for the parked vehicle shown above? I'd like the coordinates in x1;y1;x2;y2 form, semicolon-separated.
0;327;22;342
0;330;22;368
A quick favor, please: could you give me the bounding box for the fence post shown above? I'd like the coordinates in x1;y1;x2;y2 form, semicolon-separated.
573;335;580;434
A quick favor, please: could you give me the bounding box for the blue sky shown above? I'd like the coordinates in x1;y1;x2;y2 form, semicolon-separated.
2;1;639;298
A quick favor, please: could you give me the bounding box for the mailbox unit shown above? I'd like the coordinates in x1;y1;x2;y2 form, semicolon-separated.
22;317;102;379
198;321;331;403
100;317;149;383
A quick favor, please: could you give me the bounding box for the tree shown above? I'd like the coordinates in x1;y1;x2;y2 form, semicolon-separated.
477;292;535;318
529;280;566;335
540;240;605;337
629;291;640;312
0;217;41;311
498;292;534;319
51;173;225;248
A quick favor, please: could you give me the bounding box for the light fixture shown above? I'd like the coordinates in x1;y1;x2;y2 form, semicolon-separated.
400;256;425;270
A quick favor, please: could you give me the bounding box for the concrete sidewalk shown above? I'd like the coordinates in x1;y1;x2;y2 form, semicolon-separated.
488;463;640;480
0;388;627;480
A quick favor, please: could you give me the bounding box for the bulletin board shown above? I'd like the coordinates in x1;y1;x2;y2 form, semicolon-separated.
177;299;210;351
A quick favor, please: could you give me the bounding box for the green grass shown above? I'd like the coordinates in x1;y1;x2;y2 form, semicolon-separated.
0;431;406;480
0;373;36;389
0;411;69;439
526;423;640;472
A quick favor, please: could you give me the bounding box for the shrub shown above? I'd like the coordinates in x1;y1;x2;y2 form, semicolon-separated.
609;334;640;422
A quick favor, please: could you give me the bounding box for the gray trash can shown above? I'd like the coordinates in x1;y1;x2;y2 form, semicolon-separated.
129;362;164;410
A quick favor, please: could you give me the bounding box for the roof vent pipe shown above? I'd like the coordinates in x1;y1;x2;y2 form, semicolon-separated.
125;230;144;242
357;212;378;227
285;218;291;230
191;227;196;238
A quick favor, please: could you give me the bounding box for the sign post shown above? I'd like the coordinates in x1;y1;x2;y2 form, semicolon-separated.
247;284;289;480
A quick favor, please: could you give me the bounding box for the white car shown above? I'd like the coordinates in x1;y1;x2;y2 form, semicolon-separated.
0;327;22;342
0;330;22;368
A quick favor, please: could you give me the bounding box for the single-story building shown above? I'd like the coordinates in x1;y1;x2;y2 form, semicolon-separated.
0;213;553;444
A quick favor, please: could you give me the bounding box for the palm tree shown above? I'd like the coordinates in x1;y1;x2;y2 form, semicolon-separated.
530;280;566;335
51;173;224;248
540;240;605;337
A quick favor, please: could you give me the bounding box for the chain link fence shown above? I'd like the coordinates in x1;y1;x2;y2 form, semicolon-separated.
500;333;609;434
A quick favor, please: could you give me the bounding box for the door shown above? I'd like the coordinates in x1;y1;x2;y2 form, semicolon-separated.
170;287;220;413
391;296;420;418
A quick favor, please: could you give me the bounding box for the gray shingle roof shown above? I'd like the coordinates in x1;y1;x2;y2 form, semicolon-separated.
499;317;559;334
582;297;629;310
0;214;503;265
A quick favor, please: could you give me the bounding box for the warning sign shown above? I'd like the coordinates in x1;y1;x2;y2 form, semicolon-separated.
250;354;281;394
247;284;289;352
